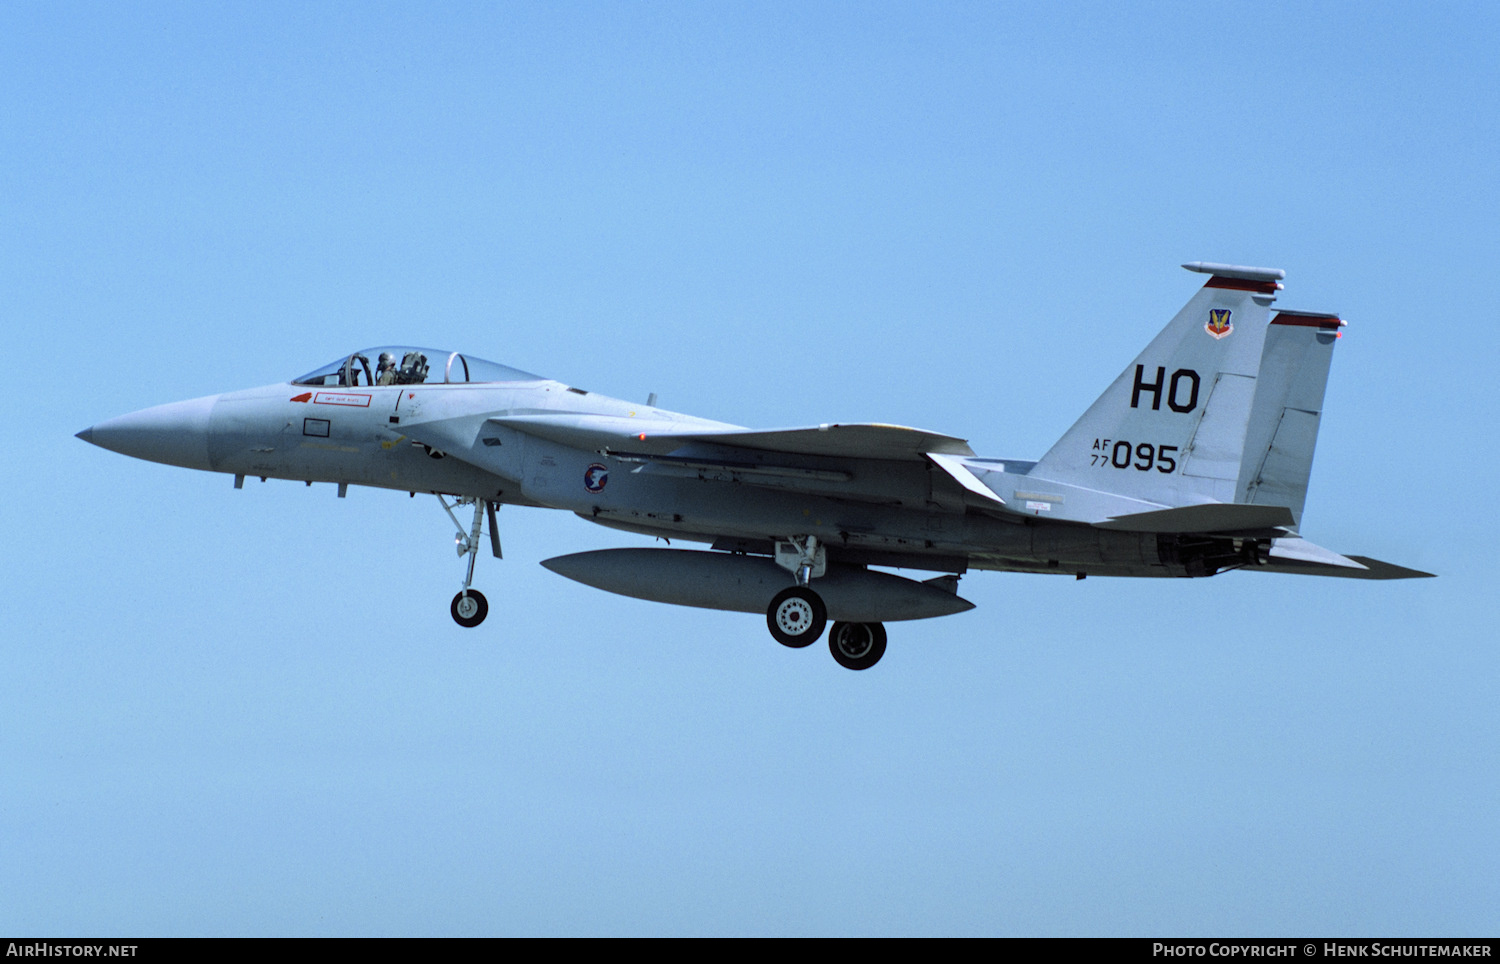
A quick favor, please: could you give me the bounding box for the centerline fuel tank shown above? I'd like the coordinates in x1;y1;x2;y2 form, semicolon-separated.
540;548;974;623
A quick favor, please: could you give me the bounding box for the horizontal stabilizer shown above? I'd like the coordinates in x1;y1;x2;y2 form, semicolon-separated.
1341;557;1436;579
1268;536;1365;569
1260;550;1435;580
1097;503;1295;533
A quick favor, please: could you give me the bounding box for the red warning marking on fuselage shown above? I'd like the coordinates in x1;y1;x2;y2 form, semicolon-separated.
290;392;312;403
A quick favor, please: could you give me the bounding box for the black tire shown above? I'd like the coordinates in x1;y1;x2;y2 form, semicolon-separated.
451;589;489;628
766;586;827;648
828;621;887;670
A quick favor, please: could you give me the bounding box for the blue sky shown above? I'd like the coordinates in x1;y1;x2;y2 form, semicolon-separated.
3;1;1496;935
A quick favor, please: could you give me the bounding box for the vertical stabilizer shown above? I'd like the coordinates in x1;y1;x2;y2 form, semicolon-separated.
1031;263;1283;506
1236;311;1344;526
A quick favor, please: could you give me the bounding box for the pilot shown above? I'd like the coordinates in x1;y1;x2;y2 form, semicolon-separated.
375;352;398;386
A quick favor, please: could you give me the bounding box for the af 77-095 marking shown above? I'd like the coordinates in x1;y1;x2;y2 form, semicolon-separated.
78;262;1432;670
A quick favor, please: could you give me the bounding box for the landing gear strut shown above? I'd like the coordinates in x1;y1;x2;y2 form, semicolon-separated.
438;495;500;628
766;534;830;646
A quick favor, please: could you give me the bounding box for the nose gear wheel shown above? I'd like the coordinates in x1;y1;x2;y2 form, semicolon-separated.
451;589;489;628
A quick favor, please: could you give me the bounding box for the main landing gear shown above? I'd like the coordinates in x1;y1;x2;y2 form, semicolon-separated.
828;621;886;671
438;494;501;628
767;586;826;647
764;535;887;670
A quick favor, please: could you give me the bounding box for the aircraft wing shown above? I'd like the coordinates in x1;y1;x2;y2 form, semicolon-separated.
668;423;975;460
486;413;992;508
490;414;974;461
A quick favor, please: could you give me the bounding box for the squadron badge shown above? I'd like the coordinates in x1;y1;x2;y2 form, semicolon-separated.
584;463;609;493
1205;308;1233;339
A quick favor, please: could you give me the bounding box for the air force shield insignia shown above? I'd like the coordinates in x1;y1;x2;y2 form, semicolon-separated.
1205;308;1234;339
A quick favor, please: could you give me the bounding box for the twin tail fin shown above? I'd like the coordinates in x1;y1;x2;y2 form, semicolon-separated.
1031;262;1340;529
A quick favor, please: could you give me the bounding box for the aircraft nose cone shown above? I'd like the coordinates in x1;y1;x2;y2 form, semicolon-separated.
79;394;219;471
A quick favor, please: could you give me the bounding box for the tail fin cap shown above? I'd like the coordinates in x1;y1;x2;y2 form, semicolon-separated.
1182;262;1285;282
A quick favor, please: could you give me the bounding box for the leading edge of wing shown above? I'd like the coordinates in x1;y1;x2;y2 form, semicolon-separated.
701;423;975;460
491;414;975;461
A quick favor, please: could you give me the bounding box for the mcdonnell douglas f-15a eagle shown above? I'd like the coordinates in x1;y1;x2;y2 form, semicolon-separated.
78;263;1431;670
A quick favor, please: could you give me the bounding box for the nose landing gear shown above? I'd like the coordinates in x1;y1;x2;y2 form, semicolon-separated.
451;589;489;628
438;495;501;628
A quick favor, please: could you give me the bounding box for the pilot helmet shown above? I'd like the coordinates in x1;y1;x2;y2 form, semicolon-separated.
378;352;395;368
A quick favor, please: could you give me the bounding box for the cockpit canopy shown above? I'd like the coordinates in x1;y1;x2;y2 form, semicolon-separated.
293;347;540;388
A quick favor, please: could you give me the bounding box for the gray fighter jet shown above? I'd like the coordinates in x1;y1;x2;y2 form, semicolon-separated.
78;263;1432;669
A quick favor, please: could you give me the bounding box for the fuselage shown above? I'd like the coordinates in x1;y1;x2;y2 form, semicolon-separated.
81;365;1185;580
